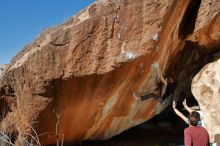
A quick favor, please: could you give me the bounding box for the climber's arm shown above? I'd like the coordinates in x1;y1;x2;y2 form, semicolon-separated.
159;71;167;85
173;101;188;123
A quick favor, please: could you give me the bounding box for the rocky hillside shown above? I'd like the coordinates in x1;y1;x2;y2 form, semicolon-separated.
0;0;219;145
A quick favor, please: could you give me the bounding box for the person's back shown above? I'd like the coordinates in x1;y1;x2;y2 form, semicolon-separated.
184;126;209;146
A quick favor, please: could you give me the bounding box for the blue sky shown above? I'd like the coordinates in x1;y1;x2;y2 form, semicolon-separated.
0;0;95;65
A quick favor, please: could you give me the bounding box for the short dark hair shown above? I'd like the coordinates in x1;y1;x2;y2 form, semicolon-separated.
167;77;177;83
188;111;200;126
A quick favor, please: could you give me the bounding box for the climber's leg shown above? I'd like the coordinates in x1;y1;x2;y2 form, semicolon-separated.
140;93;160;101
160;94;172;105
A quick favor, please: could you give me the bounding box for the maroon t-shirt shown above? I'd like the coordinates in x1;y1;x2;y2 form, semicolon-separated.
184;126;209;146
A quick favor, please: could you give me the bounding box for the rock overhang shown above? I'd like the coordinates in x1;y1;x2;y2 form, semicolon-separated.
0;0;219;145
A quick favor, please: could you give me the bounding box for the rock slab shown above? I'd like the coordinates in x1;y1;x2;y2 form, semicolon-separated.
192;58;220;142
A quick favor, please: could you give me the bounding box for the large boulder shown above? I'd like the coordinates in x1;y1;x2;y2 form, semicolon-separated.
0;65;8;79
0;0;219;145
195;0;220;32
192;58;220;142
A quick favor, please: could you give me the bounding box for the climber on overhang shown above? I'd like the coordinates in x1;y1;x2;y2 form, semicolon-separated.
133;69;176;105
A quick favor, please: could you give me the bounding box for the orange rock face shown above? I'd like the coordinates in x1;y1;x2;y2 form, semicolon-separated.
0;0;219;145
